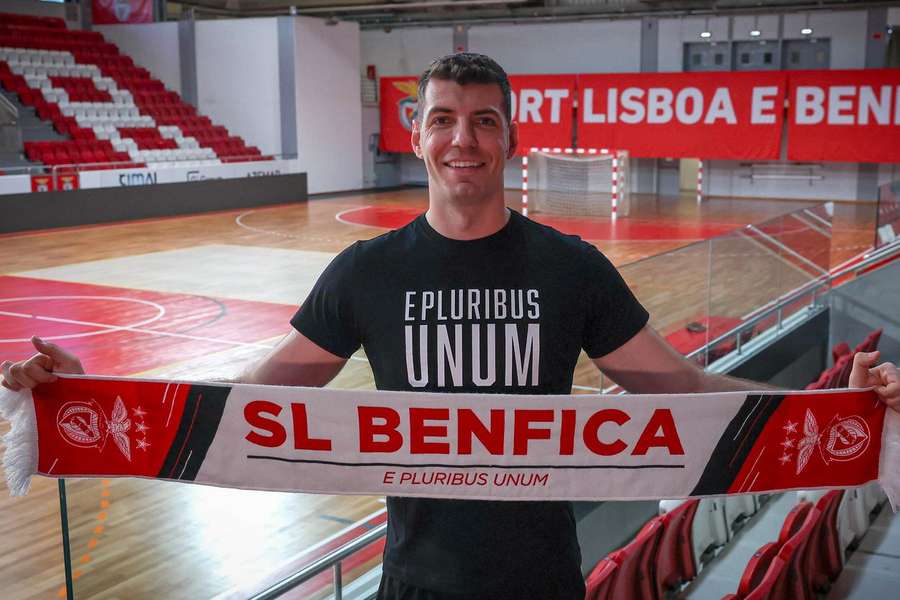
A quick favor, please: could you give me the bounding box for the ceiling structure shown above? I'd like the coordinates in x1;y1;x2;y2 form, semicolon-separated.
166;0;895;29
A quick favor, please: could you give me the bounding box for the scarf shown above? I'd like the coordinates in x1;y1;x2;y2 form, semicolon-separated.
2;375;897;509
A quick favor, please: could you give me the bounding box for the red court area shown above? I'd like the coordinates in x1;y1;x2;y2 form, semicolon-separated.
0;276;296;375
338;206;741;241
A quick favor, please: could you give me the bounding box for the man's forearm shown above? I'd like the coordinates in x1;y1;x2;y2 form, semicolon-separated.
695;371;781;393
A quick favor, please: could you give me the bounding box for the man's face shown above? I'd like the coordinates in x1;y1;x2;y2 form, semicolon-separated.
411;78;518;206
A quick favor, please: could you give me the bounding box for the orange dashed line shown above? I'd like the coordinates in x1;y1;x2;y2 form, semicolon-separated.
59;483;113;595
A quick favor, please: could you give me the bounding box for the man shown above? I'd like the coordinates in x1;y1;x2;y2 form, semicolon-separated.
3;53;899;600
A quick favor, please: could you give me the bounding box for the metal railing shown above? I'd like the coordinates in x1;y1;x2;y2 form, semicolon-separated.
249;522;388;600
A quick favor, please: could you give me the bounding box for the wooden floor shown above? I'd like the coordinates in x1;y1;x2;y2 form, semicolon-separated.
0;187;878;599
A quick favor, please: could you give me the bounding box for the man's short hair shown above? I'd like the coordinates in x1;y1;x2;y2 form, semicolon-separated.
417;53;512;124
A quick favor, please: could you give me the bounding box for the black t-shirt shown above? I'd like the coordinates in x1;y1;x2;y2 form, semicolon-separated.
291;209;649;598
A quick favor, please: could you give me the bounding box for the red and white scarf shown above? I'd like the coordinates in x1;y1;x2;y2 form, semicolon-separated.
2;375;898;509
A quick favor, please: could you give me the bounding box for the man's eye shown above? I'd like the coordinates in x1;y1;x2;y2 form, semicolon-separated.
431;116;451;125
477;117;498;126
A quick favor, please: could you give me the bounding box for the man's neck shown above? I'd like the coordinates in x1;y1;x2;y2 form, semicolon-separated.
425;198;510;241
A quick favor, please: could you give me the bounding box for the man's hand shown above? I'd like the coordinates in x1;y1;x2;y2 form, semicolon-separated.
1;337;84;391
849;351;899;412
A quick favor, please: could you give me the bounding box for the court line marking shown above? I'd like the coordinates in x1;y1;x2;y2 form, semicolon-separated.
334;205;375;227
236;209;351;244
0;295;166;343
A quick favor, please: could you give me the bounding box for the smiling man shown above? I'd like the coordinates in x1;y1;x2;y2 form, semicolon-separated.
4;53;899;600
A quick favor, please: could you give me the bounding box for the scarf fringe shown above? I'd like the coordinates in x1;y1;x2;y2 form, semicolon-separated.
879;407;900;512
0;387;37;496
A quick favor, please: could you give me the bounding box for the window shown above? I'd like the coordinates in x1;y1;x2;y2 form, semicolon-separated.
714;53;724;65
764;52;773;64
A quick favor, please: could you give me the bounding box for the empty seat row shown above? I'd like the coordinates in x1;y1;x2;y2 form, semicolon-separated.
805;329;882;390
0;12;67;29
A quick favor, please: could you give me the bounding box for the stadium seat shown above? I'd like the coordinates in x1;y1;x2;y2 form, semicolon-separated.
801;490;845;590
606;516;664;600
689;498;728;572
584;558;617;600
724;494;757;540
655;499;699;597
771;505;821;600
732;541;783;600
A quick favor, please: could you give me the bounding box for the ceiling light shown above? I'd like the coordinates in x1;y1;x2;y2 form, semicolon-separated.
700;31;711;39
750;29;761;37
801;27;813;35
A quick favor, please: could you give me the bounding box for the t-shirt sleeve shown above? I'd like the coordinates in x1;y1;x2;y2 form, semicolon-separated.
290;243;362;359
581;244;650;358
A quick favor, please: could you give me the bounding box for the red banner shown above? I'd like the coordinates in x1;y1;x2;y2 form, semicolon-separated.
55;172;79;192
577;71;786;159
787;69;900;163
379;77;418;153
92;0;153;25
31;175;54;193
509;75;577;155
379;75;576;155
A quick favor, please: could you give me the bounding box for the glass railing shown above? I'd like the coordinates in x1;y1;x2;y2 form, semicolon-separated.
46;194;895;599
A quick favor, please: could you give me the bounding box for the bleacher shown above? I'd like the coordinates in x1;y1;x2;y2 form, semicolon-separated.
0;12;270;171
584;328;889;600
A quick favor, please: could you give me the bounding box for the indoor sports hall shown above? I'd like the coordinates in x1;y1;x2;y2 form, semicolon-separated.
0;0;899;599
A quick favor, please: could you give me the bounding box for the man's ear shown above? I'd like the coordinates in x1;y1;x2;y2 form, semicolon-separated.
411;119;423;159
506;120;519;160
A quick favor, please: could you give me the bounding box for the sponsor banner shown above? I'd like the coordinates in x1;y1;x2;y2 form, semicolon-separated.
577;71;786;159
0;175;31;195
787;69;900;163
92;0;153;25
379;77;419;153
2;375;897;506
30;174;54;193
55;172;79;192
76;159;300;190
509;74;577;155
378;75;577;155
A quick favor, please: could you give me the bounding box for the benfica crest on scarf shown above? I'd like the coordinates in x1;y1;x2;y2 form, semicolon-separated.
1;375;898;509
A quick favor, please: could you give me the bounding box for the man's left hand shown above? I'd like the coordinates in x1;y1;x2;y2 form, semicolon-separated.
849;351;900;413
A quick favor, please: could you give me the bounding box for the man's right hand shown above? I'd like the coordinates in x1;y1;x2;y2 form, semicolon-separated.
1;337;84;391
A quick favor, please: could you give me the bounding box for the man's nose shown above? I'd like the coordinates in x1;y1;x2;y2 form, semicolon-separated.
452;120;477;147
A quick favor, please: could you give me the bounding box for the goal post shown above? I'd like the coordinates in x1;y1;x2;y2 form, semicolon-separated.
522;147;630;218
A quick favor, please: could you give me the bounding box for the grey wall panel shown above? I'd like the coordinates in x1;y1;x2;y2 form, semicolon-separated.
1;174;307;233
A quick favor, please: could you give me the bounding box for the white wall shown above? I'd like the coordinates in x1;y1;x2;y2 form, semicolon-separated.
889;8;900;25
470;20;642;73
294;17;363;193
196;18;282;156
96;22;181;95
360;27;453;77
658;16;731;72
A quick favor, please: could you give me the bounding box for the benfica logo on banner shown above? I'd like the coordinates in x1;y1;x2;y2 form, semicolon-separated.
379;77;419;153
2;376;898;507
92;0;153;25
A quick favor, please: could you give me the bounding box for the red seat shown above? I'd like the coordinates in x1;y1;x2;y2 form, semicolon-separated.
807;491;844;590
655;500;699;597
607;516;664;600
585;558;617;600
856;328;883;354
734;541;782;599
772;504;821;600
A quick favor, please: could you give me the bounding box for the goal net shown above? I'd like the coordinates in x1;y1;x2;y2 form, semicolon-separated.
524;149;630;217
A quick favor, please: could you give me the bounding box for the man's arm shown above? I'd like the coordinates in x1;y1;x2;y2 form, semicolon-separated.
233;329;348;387
2;331;348;391
592;325;777;394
